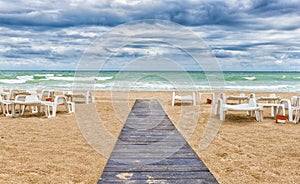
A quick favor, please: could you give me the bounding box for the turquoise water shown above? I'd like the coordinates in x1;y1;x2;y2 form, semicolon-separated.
0;70;299;92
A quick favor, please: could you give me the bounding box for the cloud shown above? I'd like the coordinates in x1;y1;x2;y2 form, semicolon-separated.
0;0;299;28
0;0;300;71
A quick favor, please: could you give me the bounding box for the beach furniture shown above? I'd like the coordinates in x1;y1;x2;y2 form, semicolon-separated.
63;91;94;104
172;91;196;106
2;94;41;117
280;96;300;123
257;94;284;118
38;90;55;101
18;94;42;116
0;95;4;115
0;89;18;100
0;95;17;116
226;93;249;104
42;95;74;118
215;93;263;121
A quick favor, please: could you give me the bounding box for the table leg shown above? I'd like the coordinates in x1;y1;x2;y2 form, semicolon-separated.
12;104;16;117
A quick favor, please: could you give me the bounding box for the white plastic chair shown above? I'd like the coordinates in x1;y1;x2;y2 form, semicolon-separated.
1;94;40;117
280;96;300;123
0;95;4;115
42;95;75;118
172;91;196;106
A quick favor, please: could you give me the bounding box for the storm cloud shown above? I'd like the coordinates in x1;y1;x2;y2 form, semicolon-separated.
0;0;300;70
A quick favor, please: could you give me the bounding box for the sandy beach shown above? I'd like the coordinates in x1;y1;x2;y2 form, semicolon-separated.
1;90;300;183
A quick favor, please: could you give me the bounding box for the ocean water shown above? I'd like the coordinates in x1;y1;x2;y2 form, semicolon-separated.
0;70;299;92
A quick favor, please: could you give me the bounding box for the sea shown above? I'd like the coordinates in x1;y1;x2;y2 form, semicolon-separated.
0;70;299;92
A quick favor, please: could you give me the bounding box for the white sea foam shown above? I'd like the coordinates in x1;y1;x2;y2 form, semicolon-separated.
94;84;110;88
243;76;256;81
225;84;290;91
95;76;113;81
0;79;27;84
0;75;34;84
47;76;75;81
47;76;113;82
34;74;55;77
16;75;34;81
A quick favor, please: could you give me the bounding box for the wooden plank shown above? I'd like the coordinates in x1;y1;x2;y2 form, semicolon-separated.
98;178;216;184
106;158;207;166
98;99;218;184
102;164;208;172
100;171;214;180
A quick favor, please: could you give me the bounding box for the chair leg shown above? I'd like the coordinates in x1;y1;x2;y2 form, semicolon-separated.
70;102;75;113
172;92;175;106
220;110;225;121
214;100;220;115
52;105;57;117
20;105;26;116
44;105;52;118
192;92;196;106
289;109;293;122
293;109;299;123
271;106;275;117
0;104;3;115
65;101;75;113
255;110;260;122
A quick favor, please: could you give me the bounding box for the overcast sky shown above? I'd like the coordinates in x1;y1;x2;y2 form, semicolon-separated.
0;0;300;71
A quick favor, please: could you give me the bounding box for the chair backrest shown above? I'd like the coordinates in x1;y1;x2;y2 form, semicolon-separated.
291;96;298;106
295;96;300;107
39;90;54;101
27;90;37;95
25;95;39;102
8;89;19;100
248;93;257;107
15;95;26;101
219;93;227;104
269;93;276;98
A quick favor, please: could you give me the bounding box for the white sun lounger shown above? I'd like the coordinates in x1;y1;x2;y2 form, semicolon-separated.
215;93;263;121
172;91;196;106
2;94;42;117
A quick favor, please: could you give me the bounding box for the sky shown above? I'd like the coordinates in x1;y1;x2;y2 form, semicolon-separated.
0;0;300;71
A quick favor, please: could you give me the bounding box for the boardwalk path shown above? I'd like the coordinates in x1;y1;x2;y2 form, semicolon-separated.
98;99;218;183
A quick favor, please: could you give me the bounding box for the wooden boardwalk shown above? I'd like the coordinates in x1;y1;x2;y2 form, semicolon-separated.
98;99;218;184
